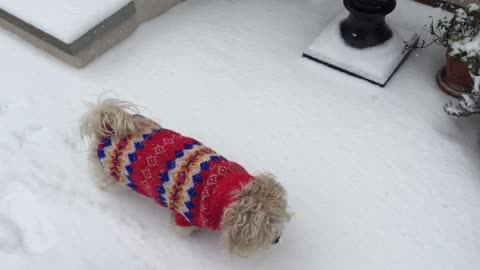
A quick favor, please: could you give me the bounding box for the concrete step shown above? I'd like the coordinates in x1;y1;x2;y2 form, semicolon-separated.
0;0;182;68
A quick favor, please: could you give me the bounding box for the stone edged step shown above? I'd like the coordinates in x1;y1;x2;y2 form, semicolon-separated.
0;0;182;68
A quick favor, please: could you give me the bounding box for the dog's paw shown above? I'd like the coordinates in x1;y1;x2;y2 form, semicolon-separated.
92;172;127;192
172;225;199;237
96;180;127;192
169;214;199;237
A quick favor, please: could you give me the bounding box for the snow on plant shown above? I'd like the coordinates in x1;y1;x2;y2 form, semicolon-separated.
406;4;480;74
448;6;480;76
406;4;480;117
445;76;480;117
408;5;478;50
468;3;479;13
442;5;480;117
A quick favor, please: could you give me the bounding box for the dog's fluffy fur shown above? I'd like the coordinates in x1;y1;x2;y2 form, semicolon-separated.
80;99;290;257
221;173;290;257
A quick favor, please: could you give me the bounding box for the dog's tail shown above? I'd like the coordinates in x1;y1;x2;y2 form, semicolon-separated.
80;98;158;142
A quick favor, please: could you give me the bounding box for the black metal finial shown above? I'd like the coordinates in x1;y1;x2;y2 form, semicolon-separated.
340;0;396;49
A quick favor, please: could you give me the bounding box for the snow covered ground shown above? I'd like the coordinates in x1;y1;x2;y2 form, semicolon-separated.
0;0;130;43
1;0;479;269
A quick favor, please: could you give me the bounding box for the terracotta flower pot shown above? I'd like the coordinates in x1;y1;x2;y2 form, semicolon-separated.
437;51;474;97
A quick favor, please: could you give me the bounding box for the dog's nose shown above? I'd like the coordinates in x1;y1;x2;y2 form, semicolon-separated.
272;236;280;245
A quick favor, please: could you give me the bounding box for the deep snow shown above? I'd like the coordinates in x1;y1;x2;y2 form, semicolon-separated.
0;0;130;43
0;0;479;270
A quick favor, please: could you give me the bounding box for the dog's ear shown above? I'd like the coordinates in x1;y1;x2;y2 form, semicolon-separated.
80;98;158;142
220;174;290;257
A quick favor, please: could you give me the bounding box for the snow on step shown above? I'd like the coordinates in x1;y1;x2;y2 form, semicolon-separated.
304;12;418;86
0;0;131;44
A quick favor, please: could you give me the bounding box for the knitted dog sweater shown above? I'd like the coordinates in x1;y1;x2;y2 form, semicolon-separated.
96;126;253;230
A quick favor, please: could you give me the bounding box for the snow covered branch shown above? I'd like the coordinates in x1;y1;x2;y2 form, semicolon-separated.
445;76;480;117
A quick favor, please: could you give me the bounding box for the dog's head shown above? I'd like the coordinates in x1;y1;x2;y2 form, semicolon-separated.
220;174;290;257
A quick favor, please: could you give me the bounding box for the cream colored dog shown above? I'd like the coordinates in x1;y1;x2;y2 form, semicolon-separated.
80;99;290;257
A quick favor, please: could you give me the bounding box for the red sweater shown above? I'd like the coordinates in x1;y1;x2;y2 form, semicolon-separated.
96;127;253;230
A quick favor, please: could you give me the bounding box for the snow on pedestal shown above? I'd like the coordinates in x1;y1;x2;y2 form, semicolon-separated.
304;12;419;87
0;0;131;43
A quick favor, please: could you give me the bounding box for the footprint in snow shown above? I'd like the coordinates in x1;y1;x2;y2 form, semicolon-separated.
1;184;55;254
0;216;23;253
13;124;45;146
0;104;7;114
18;214;54;254
63;132;82;151
28;124;43;133
0;99;30;115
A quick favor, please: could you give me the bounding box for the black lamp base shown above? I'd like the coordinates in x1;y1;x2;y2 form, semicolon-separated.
340;0;397;49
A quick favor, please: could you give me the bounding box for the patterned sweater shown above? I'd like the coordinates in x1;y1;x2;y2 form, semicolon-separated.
96;127;253;230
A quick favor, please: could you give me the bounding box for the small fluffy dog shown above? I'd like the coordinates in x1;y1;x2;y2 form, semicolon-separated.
80;99;290;257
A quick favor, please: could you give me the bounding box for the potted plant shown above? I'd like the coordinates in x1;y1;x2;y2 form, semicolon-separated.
407;4;480;97
445;76;480;117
